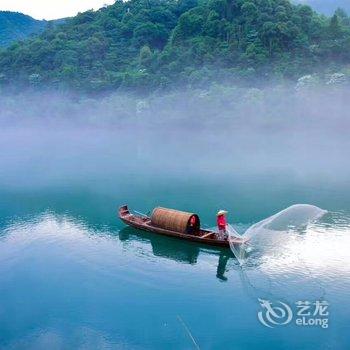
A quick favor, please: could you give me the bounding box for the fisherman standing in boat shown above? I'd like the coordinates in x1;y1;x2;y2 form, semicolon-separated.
217;210;228;240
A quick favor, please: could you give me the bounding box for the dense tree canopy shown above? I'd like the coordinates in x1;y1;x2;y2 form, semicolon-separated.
0;0;349;93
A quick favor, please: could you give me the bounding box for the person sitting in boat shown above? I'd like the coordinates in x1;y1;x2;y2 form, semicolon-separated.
188;215;197;235
217;210;228;240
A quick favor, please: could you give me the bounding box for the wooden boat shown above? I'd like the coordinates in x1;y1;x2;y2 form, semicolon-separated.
118;205;247;248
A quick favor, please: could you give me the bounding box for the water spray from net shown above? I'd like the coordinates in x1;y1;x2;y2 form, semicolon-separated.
227;204;327;265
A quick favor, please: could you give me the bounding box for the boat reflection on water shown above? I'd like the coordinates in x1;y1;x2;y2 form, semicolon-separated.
118;227;233;281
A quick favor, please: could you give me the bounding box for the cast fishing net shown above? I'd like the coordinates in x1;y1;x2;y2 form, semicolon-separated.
227;204;327;265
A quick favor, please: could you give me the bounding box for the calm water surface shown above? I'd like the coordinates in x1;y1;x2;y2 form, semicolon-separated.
0;126;349;349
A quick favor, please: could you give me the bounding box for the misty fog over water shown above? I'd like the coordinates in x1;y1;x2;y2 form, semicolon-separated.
1;86;349;224
1;84;350;129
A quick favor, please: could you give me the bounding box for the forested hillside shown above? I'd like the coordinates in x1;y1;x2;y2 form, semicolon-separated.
0;0;350;93
0;11;46;47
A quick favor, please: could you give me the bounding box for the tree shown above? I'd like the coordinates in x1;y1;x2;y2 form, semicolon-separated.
134;22;168;49
139;45;152;66
328;14;342;39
